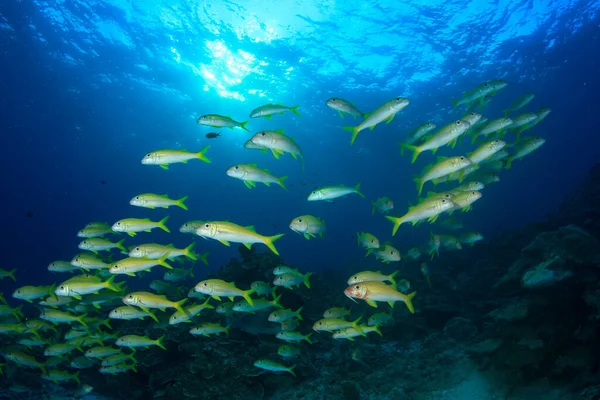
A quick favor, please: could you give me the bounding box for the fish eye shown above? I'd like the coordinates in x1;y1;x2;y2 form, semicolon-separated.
116;223;121;226
395;97;401;100
203;283;207;286
455;121;461;125
146;154;150;157
60;286;64;290
370;240;374;243
298;219;302;222
459;156;465;160
354;285;360;290
235;166;239;169
135;247;139;251
484;83;489;86
261;132;266;136
128;295;133;299
135;196;139;199
205;224;210;228
442;199;447;203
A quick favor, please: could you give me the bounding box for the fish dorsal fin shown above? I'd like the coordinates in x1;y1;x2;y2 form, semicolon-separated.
248;163;257;167
274;129;285;134
245;225;256;232
436;156;447;162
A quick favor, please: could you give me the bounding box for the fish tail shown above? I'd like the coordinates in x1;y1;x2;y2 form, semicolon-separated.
365;248;373;257
341;125;360;145
147;309;159;323
7;268;16;282
156;335;167;350
76;313;88;328
404;292;417;314
450;98;459;111
157;253;172;269
174;298;188;315
176;196;189;211
13;305;24;321
290;105;301;116
373;324;383;337
288;365;297;377
303;272;312;289
389;270;399;286
295;306;304;321
243;288;256;307
398;142;420;163
116;238;127;252
197;252;209;266
196;146;211;163
240;121;250;132
272;293;283;308
158;216;170;233
413;176;424;196
264;233;285;256
105;275;121;292
278;176;288;191
73;370;81;384
352;317;366;336
353;182;365;198
385;216;404;236
304;332;313;344
184;242;197;261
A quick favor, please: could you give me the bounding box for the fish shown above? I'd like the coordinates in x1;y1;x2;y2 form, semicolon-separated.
404;122;437;148
250;281;273;296
509;112;539;138
439;235;463;250
326;98;364;119
421;263;432;288
70;356;97;369
449;191;482;213
48;261;80;273
109;255;172;276
4;351;46;373
406;247;422;260
77;225;114;238
399;119;471;163
55;275;122;299
520;107;551;132
414;156;473;196
249;130;304;169
169;298;214;325
347;270;398;285
205;132;220;139
189;323;231;337
115;335;166;350
42;369;81;384
332;325;382;341
109;306;158;322
100;362;137;374
357;232;380;256
450;181;485;192
163;267;194;282
273;265;302;276
39;310;88;327
13;285;56;302
504;92;535;116
194;279;256;306
275;330;313;344
111;217;170;237
122;291;187;315
273;272;312;289
70;253;110;270
323;307;351;319
451;80;508;110
249;104;301;119
344;281;417;313
129;242;204;263
78;238;127;254
0;268;16;281
232;295;282;313
440;217;464;230
254;359;296;377
342;97;410;144
84;346;121;359
307;183;365;201
367;313;394;327
196;114;249;131
371;196;394;215
461;112;483;132
129;193;189;210
269;307;303;323
74;384;94;397
195;221;285;256
101;353;136;368
226;164;288;190
280;318;298;332
471;118;513;142
505;137;546;169
459;232;484;246
467;140;506;164
312;317;364;334
141;147;211;170
372;243;401;263
289;215;325;239
278;345;300;359
179;220;206;235
44;344;76;357
385;198;456;235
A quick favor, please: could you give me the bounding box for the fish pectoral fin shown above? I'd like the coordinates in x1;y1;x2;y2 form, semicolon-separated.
126;273;136;277
211;295;221;301
218;240;230;247
385;114;395;124
127;232;136;237
270;149;280;159
243;243;252;250
388;302;395;308
160;164;169;170
366;300;378;308
243;181;254;189
228;296;235;301
303;233;311;240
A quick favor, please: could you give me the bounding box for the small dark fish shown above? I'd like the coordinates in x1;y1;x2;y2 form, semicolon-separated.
26;211;33;217
205;132;220;139
100;180;107;185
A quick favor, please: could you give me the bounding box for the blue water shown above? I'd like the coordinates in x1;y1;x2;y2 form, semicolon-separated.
0;0;599;395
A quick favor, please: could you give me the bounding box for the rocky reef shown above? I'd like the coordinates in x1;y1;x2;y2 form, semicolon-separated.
3;165;600;400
